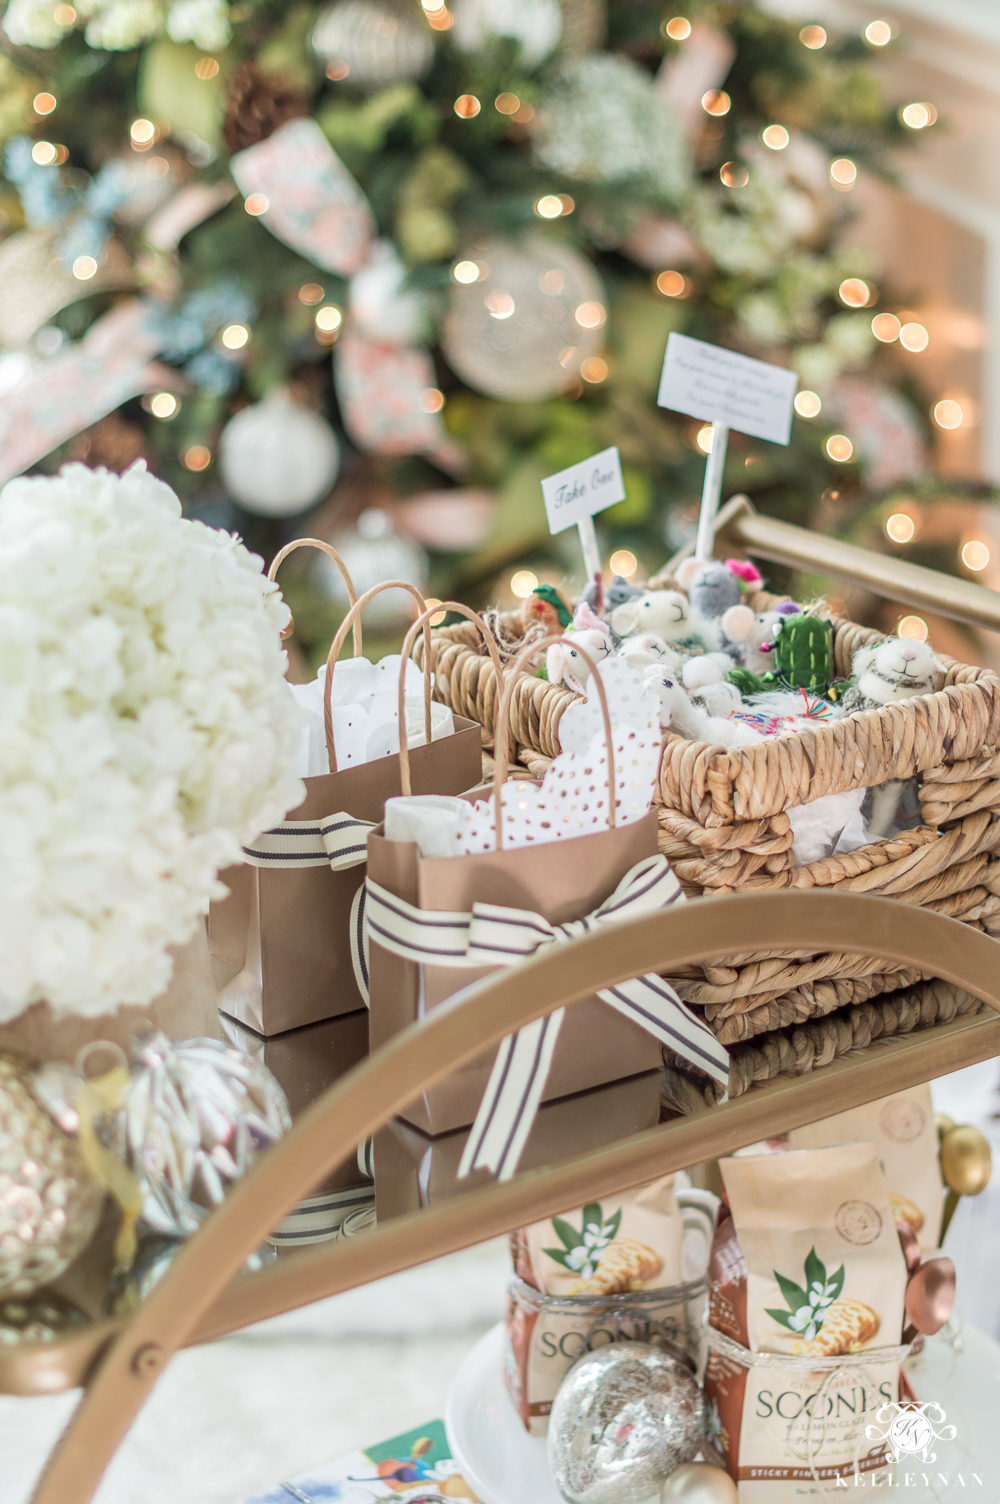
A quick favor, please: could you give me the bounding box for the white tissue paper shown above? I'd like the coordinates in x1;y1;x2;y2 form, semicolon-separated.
290;655;454;776
384;657;661;858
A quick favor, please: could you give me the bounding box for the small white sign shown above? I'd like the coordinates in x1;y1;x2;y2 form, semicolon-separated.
541;446;625;535
657;332;798;444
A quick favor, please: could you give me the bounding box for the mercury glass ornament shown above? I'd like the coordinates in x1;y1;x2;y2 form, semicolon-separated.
0;1051;103;1299
219;389;341;518
548;1343;704;1504
105;1032;291;1239
441;233;606;400
310;0;433;85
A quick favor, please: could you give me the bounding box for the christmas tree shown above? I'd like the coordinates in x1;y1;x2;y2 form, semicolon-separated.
0;0;933;666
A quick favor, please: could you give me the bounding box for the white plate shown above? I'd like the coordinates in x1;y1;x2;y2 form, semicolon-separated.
445;1323;659;1504
446;1322;1000;1503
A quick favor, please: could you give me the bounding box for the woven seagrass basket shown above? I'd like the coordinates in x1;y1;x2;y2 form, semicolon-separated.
418;592;1000;1094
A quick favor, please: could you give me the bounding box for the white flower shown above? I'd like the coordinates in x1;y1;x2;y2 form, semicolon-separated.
2;0;72;45
166;0;231;51
0;462;304;1022
83;0;161;48
534;55;689;203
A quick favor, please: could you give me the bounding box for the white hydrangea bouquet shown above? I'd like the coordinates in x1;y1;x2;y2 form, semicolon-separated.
0;462;304;1022
3;0;230;52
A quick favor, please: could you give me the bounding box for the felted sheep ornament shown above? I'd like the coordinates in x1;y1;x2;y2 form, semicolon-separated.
545;609;613;693
841;636;946;713
610;589;721;654
617;632;681;669
641;663;761;747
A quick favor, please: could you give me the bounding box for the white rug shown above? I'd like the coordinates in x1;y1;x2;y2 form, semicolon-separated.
1;1237;510;1504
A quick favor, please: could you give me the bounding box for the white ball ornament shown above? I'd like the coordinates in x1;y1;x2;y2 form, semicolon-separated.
661;1462;738;1503
348;240;428;345
450;0;561;64
323;508;428;628
310;0;433;85
441;233;607;401
220;389;341;518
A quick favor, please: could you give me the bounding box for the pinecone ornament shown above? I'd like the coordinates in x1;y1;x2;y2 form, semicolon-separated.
223;63;310;154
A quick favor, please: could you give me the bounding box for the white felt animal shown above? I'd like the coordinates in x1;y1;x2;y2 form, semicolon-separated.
844;637;946;711
681;653;737;690
610;589;721;653
691;678;743;719
546;628;612;694
641;664;760;747
617;632;682;669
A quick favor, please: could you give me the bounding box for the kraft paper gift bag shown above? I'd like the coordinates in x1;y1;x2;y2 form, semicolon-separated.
209;549;483;1036
373;1069;663;1221
365;630;730;1161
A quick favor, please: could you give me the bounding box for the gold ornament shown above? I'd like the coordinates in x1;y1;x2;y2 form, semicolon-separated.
940;1124;991;1197
310;0;433;86
0;1051;103;1299
934;1112;956;1142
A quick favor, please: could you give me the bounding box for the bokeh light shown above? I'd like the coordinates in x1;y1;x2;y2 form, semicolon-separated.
899;322;929;352
510;570;538;599
702;90;731;116
454;94;481;118
762;124;789;149
315;305;342;331
580;357;608;383
453;260;482;283
221;324;249;350
720;162;749;188
150;392;178;419
574;301;606;328
962;540;990;572
830;158;857;188
610;550;638;578
898;616;928;641
182;445;212;472
872;313;901;342
886;513;916;544
825;434;854;462
839;278;872;307
794;390;822;418
244;193;269;215
664;16;691;39
932;399;963;429
900;102;937;129
71;255;97;280
656;270;688;297
33;92;57;114
299;283;325;304
696;425;714;454
419;387;445;413
864;19;893;45
799;24;826;47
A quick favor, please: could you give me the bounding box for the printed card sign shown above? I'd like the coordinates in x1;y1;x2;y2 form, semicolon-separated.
541;445;625;535
657;332;798;444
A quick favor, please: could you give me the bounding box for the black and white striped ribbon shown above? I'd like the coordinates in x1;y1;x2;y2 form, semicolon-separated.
266;1184;376;1247
364;855;730;1181
241;812;376;871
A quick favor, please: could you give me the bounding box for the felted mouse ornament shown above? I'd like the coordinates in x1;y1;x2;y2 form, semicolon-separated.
582;573;643;618
720;601;801;675
610;589;721;654
675;557;763;620
841;637;946;714
545;627;612;693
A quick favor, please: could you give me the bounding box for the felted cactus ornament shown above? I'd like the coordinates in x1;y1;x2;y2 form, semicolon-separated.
762;615;833;695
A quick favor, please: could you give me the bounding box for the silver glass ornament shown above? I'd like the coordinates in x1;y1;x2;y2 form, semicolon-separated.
310;0;433;85
441;233;607;400
547;1342;704;1504
105;1032;291;1239
0;1051;103;1299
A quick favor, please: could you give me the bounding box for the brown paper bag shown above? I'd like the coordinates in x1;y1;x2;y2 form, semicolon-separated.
373;1069;662;1219
366;629;728;1147
208;553;483;1036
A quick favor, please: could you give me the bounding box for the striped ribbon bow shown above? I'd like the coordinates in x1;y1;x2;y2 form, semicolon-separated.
241;813;376;872
364;855;729;1182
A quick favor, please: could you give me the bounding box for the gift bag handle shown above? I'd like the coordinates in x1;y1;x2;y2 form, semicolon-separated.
397;603;506;797
267;538;363;659
323;581;430;774
492;636;616;850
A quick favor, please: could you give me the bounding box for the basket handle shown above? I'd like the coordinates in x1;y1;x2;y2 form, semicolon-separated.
397;603;506;797
323;581;430;774
492;636;615;851
267;538;363;659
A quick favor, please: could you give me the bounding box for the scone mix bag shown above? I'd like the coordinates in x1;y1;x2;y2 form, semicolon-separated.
505;1177;708;1435
705;1144;908;1498
788;1085;944;1249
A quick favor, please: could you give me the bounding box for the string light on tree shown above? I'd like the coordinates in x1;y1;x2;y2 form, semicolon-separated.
761;124;789;149
454;94;480;117
183;445;212;472
933;399;964;430
962;539;990;572
898;615;928;641
72;255;97;280
794;390;821;418
825;433;854;461
33;92;57;114
194;57;219;79
899;321;929;352
663;16;691;40
609;549;637;577
900;102;937;129
510;569;538;598
299;283;325;305
656;271;688;298
419;387;444;412
149;392;178;419
221;324;249;350
31;141;57;164
885;513;916;544
244;193;269;215
696;424;713;454
495;92;519;114
580;357;608;383
452;260;482;283
702;89;731;116
423;598;447;625
839;278;872;307
720;162;749;188
872;313;901;342
864;18;894;45
535;195;565;218
130;117;156;149
799;24;826;47
830;158;857;190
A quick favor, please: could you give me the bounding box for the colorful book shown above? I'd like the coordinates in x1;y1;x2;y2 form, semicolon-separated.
238;1418;480;1502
